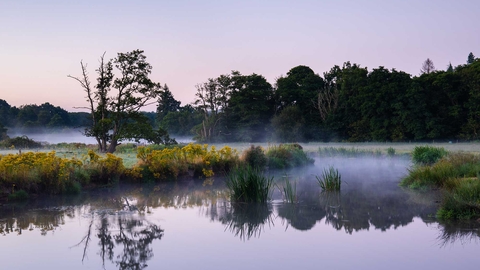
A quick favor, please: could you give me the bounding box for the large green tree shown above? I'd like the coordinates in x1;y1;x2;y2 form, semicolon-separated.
225;72;275;142
69;50;175;153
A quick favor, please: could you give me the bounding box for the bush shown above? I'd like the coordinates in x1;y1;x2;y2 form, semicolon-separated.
0;136;42;149
412;146;448;165
242;145;267;170
266;144;313;169
8;189;29;201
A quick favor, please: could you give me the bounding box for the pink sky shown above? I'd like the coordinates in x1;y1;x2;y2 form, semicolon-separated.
1;0;479;112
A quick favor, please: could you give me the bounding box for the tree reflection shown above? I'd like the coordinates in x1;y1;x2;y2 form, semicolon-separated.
219;203;274;240
74;209;164;270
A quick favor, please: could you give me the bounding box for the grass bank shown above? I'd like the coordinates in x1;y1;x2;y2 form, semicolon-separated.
400;146;480;221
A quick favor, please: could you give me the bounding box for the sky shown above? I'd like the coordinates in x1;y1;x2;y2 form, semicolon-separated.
1;0;479;112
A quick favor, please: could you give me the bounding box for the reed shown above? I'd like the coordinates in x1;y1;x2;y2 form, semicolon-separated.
226;166;274;203
316;166;342;192
279;175;297;203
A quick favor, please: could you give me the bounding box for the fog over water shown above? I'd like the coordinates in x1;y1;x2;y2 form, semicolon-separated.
6;128;194;145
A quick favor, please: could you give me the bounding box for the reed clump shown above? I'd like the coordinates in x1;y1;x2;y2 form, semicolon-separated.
316;166;342;192
278;175;297;203
226;166;274;203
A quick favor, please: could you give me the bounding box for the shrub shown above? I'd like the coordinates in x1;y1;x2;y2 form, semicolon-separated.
0;136;42;149
412;146;448;165
8;189;29;201
226;166;274;203
242;145;267;170
266;144;313;169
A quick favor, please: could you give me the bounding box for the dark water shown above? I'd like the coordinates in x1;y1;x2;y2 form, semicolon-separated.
1;157;479;270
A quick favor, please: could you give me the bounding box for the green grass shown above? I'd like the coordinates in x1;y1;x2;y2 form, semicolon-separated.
8;189;29;201
316;166;342;192
226;166;274;203
437;178;480;220
318;147;382;158
278;175;297;203
412;146;448;165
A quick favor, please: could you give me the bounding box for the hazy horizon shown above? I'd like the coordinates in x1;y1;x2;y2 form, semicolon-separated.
1;0;479;112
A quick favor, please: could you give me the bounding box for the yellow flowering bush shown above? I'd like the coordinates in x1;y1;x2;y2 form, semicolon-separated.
135;144;240;180
84;150;125;184
0;151;83;194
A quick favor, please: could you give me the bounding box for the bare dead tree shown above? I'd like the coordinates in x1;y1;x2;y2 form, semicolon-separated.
316;83;339;122
420;58;436;74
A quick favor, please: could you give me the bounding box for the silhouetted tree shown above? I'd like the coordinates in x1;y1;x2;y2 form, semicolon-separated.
420;58;435;74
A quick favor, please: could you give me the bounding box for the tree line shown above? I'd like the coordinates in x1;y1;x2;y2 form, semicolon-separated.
1;51;478;146
158;52;480;142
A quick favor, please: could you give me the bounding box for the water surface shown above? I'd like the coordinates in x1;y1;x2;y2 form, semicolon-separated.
1;157;479;270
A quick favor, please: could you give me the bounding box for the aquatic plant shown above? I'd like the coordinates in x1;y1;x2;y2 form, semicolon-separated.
387;147;396;157
279;175;297;203
316;166;342;192
412;146;448;165
437;178;480;220
226;166;274;203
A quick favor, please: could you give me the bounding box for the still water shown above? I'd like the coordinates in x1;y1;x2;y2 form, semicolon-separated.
1;157;479;270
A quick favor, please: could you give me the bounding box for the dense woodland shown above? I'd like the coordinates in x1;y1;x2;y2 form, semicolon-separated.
1;52;479;143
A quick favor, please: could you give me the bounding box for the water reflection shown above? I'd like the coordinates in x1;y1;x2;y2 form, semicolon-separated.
219;203;274;241
73;211;164;270
1;164;480;256
437;221;480;247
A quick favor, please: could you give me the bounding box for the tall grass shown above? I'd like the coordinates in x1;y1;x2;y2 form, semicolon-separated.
437;178;480;220
412;146;448;165
316;166;342;191
279;175;297;203
226;166;274;203
318;147;382;158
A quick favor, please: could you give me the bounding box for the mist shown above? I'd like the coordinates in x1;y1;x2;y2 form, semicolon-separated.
6;128;195;145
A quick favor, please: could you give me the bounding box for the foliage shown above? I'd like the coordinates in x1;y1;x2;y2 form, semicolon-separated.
317;166;342;191
318;147;382;157
387;147;396;157
265;144;313;169
0;151;83;194
135;143;239;181
8;189;29;201
69;50;174;153
0;136;42;149
437;178;480;220
241;145;267;170
84;150;125;185
279;175;297;203
226;166;274;203
412;146;448;165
